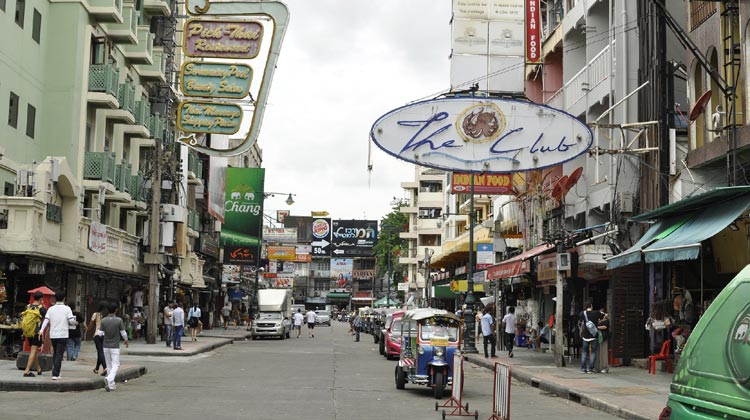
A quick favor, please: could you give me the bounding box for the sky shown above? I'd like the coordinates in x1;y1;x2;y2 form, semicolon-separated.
259;1;452;222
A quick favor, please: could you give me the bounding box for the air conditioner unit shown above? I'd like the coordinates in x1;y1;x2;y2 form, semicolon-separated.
161;204;185;222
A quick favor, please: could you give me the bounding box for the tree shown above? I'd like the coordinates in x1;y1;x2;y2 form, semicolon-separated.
374;210;408;294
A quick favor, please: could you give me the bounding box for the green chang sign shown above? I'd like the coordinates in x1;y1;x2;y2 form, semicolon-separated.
221;167;265;248
177;101;243;134
181;62;253;99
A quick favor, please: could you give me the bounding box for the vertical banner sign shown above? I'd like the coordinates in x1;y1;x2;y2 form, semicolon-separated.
526;0;541;63
311;218;332;257
221;168;265;264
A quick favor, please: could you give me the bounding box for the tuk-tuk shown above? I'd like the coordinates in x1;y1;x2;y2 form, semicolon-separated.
394;308;462;399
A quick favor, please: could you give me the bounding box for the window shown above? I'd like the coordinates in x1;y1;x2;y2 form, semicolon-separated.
31;9;41;43
26;104;36;138
15;0;24;28
8;92;19;128
0;0;6;12
91;37;105;64
4;182;13;196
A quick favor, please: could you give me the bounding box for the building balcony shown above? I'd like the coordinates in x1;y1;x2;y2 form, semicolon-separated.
130;173;148;202
187;208;201;232
83;152;117;184
400;181;418;190
114;162;132;194
149;114;164;140
87;0;123;23
562;42;612;117
134;47;166;82
399;230;418;240
134;99;151;128
187;152;203;183
88;63;120;107
143;0;172;16
117;82;136;115
0;197;143;275
119;26;154;64
101;4;137;43
399;206;418;214
179;252;206;288
562;0;585;36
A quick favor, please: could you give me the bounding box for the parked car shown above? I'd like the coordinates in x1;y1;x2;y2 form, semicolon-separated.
378;308;399;350
315;310;331;326
659;264;750;420
384;311;405;360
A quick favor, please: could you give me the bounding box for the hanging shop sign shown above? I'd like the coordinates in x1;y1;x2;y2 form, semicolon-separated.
331;220;378;257
177;101;243;134
180;62;252;99
267;246;296;261
451;172;514;194
183;19;263;59
311;218;332;257
88;221;107;254
262;227;297;243
525;0;541;63
221;167;264;249
476;243;494;269
371;97;593;173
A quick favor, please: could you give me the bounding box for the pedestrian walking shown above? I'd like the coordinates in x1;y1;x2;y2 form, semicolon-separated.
293;309;304;338
579;301;603;373
501;306;517;358
481;307;497;358
232;305;240;329
353;313;362;342
187;303;201;342
87;301;108;376
38;292;77;380
222;302;232;330
172;302;185;350
66;302;86;361
594;306;610;373
21;291;46;377
163;302;174;347
306;309;317;338
100;301;129;391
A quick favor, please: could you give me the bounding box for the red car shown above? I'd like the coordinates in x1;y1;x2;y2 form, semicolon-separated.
383;310;405;360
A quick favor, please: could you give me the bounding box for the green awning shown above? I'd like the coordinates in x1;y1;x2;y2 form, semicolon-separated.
642;193;750;263
373;297;400;307
327;292;350;300
632;187;750;221
433;285;456;299
606;217;681;270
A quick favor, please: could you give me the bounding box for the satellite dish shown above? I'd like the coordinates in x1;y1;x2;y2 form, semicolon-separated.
564;166;584;191
551;175;568;201
689;90;712;121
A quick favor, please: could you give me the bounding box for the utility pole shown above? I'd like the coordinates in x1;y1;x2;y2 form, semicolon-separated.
145;128;162;345
554;240;565;367
387;245;391;307
463;173;478;353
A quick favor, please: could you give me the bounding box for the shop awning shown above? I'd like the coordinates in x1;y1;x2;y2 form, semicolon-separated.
327;292;350;300
607;189;750;269
433;285;455;299
374;297;401;307
486;243;555;280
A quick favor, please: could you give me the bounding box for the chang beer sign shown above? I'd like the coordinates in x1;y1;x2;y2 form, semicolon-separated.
181;62;253;99
221;167;265;248
177;101;242;134
370;96;593;173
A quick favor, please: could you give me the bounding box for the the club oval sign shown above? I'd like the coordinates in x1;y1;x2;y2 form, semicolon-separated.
370;97;593;173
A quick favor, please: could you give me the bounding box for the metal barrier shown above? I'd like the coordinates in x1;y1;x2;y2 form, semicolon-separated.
487;362;511;420
436;354;478;419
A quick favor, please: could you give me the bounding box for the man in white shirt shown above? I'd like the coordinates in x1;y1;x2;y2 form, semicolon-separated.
480;307;497;358
306;309;317;338
172;302;185;350
163;302;174;347
39;292;77;380
501;306;517;358
293;309;304;338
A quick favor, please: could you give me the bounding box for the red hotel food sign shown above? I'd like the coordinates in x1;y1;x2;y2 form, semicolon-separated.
526;0;541;63
451;172;513;194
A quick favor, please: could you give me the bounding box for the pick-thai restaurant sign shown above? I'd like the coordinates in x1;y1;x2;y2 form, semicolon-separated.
371;97;593;173
177;101;242;134
181;62;252;99
331;220;378;257
451;172;514;194
183;19;263;59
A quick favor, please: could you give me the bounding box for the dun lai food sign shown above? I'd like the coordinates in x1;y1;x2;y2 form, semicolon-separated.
178;18;263;135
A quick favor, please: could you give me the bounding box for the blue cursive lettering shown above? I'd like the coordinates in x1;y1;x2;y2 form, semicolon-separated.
489;127;525;154
398;112;462;154
529;134;576;154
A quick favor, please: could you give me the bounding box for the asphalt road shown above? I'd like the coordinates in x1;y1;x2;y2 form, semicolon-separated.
0;323;622;420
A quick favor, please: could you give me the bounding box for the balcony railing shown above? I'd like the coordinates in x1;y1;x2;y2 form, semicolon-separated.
135;99;151;126
114;162;131;193
88;64;119;97
46;203;63;223
690;2;717;32
187;209;200;231
150;114;164;140
130;173;146;201
188;152;203;176
118;83;136;114
562;42;612;113
84;152;117;184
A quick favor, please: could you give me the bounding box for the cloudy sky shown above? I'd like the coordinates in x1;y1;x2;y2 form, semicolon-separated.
259;1;452;221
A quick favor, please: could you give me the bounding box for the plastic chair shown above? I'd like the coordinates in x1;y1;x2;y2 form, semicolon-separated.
648;339;673;374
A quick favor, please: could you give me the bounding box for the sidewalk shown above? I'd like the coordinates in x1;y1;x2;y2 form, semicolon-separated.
465;346;672;420
0;328;250;392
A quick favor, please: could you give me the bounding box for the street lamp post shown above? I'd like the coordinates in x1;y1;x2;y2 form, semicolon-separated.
424;247;434;307
463;173;479;353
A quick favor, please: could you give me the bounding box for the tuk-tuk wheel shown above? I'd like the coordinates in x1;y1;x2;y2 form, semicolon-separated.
441;409;446;420
433;372;445;399
474;410;478;420
465;403;469;411
434;401;438;411
395;365;406;390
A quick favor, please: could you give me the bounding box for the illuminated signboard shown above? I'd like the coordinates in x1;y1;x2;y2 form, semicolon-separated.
181;62;253;99
177;101;243;134
183;19;263;59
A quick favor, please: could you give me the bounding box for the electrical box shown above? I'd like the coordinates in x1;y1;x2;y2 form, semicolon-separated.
161;204;185;222
160;221;175;247
617;192;633;213
556;252;571;271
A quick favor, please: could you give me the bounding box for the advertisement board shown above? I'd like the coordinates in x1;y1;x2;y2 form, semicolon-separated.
331;258;353;291
311;218;332;257
331;220;378;257
221;168;264;263
182;19;263;59
180;62;252;99
177;101;243;135
451;172;515;194
262;227;297;243
284;216;313;243
267;246;296;261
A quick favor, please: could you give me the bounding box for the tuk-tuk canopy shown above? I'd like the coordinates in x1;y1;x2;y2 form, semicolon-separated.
402;308;461;323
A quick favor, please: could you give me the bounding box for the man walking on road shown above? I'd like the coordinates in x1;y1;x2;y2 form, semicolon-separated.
353;313;362;342
101;301;129;391
306;309;317;338
38;292;76;380
172;302;185;350
501;306;517;358
481;307;496;358
293;309;304;338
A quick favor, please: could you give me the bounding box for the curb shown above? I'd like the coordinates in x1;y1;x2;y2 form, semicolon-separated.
125;337;235;357
0;365;147;392
464;355;651;420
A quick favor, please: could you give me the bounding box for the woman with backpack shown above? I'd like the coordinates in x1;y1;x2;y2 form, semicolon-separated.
22;292;46;377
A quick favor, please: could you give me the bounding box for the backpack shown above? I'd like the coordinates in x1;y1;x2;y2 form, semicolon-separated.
583;311;598;337
21;304;43;338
